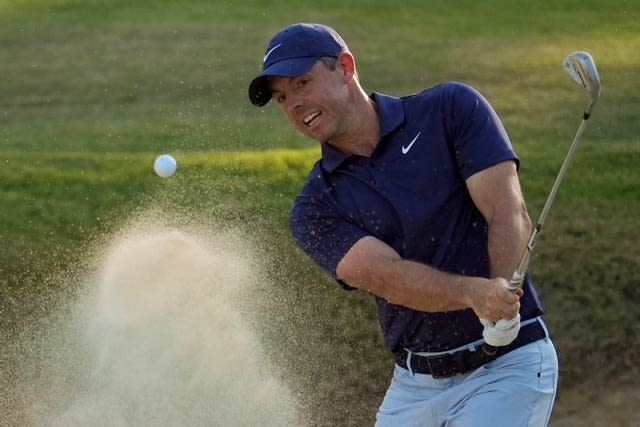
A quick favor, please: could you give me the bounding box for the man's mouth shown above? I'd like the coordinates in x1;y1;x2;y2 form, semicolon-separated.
303;111;321;127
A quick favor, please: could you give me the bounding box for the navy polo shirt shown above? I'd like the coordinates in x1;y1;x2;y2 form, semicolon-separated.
289;82;544;353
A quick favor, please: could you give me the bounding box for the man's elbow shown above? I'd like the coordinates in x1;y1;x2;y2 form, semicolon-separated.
519;202;532;232
337;261;401;303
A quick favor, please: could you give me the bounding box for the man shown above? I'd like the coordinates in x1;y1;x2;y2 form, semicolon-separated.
248;23;558;426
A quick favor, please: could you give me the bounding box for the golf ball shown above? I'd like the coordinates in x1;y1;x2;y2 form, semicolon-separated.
154;154;177;178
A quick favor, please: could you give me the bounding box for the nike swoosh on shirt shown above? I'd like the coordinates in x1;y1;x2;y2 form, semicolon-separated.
263;44;282;63
401;132;421;155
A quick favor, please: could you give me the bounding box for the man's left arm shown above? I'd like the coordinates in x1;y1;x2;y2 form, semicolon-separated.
465;159;531;285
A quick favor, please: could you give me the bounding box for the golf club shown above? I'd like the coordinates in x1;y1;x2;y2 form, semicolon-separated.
507;51;601;291
482;51;601;352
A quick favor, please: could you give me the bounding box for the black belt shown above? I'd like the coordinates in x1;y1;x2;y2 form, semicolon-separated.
395;318;548;379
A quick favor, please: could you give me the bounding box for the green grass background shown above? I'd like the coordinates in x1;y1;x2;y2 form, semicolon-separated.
1;0;639;425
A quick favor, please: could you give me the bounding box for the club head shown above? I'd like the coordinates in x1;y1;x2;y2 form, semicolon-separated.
563;51;601;117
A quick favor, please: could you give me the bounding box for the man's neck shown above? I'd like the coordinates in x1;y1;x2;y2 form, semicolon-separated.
327;94;380;157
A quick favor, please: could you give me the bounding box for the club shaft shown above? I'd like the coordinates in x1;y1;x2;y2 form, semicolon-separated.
508;116;590;291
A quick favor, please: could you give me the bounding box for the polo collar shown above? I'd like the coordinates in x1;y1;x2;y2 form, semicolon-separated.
320;92;405;173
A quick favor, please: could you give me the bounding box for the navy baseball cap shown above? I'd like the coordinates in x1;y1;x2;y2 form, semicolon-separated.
248;23;348;107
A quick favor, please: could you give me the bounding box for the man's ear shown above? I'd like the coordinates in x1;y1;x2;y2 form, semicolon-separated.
337;52;356;83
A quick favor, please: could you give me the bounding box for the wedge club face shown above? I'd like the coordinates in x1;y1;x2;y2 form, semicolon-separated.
563;51;601;117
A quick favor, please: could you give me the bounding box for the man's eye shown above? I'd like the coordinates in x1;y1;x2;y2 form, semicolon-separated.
296;79;309;88
276;94;285;103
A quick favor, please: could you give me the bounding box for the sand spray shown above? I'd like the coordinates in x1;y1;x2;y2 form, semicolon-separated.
14;213;306;426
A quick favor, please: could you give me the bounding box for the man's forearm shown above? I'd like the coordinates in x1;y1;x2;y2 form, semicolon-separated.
369;258;486;313
486;209;531;282
336;235;520;319
336;236;486;313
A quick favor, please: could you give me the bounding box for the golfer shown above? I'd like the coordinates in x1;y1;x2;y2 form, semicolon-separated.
248;23;558;426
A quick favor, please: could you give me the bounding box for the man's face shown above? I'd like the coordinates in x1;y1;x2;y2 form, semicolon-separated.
268;59;350;143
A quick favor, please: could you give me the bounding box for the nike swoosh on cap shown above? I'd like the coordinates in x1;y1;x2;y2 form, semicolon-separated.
263;44;283;64
401;132;421;154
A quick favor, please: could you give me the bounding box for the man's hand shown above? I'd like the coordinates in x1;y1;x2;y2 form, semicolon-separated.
480;313;521;347
469;278;524;347
467;277;522;323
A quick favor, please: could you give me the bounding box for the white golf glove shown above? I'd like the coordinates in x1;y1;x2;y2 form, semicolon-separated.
480;314;521;347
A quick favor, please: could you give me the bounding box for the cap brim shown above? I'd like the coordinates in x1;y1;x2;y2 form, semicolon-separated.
248;57;320;107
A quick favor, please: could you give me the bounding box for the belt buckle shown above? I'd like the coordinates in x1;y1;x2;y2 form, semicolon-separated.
425;352;465;379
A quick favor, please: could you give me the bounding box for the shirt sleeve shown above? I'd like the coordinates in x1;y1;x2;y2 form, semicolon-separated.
289;180;369;280
443;82;519;179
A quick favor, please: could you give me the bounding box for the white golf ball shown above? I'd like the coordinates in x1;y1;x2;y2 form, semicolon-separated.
153;154;177;178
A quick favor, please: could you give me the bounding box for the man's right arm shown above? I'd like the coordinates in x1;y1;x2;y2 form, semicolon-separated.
335;235;520;321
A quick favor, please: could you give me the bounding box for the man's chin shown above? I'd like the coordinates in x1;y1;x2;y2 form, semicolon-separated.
299;128;326;143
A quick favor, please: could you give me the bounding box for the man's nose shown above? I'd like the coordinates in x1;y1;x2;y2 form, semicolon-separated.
283;92;302;111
